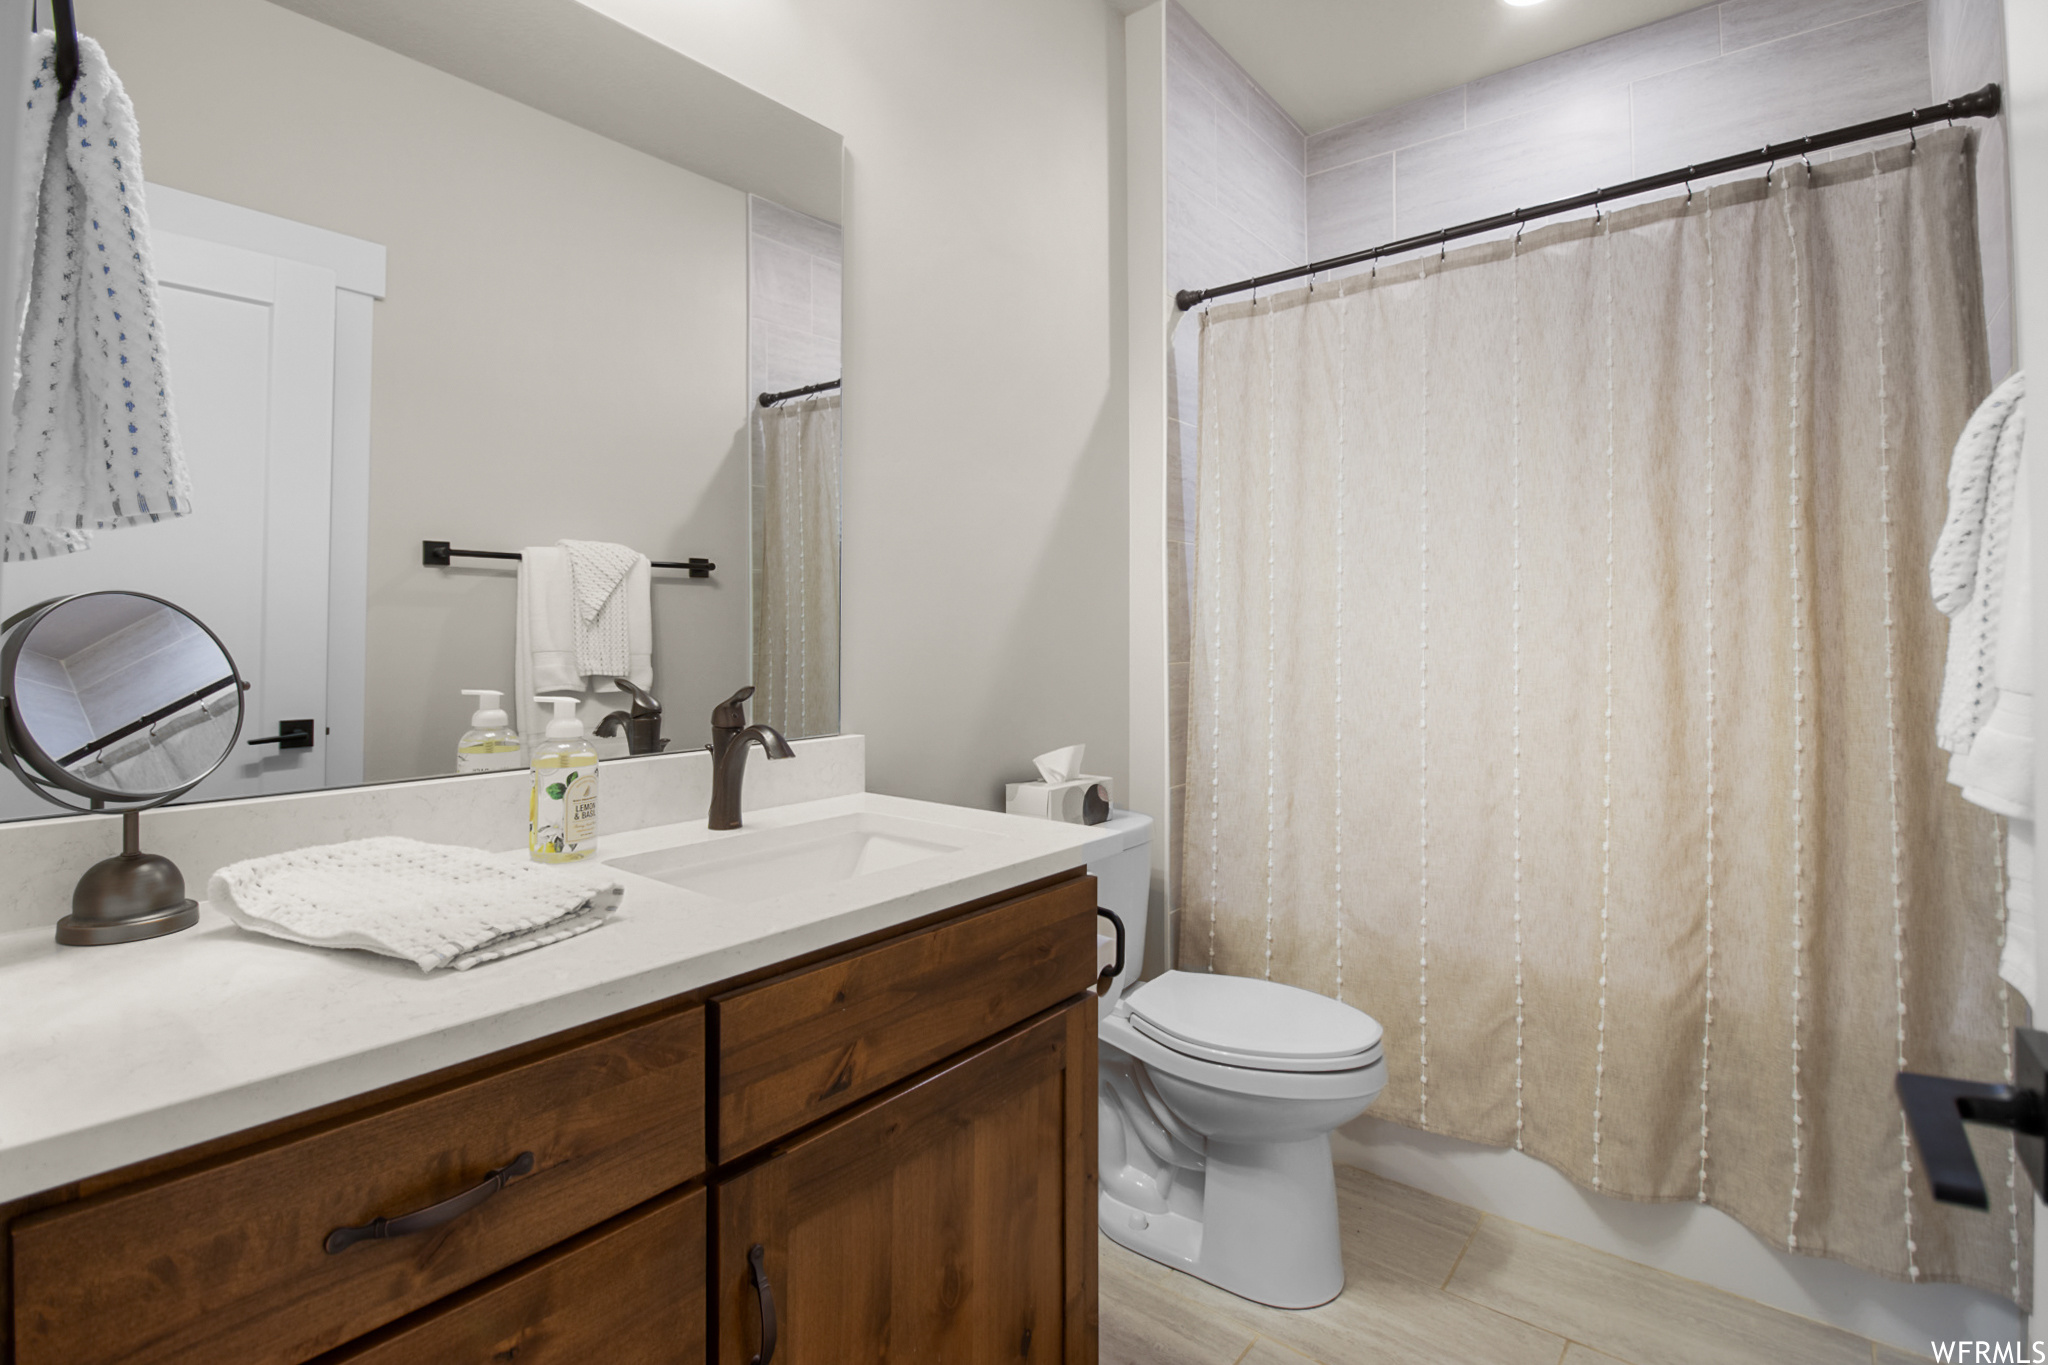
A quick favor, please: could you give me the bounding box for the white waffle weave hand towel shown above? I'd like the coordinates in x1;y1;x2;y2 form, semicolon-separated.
209;837;623;972
1932;371;2026;754
558;539;645;678
4;32;191;560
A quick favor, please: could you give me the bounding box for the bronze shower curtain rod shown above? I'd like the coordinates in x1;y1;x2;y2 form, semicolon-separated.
1176;82;2003;311
757;378;841;407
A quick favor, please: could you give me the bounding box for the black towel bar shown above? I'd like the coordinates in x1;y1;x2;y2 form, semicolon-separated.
422;541;714;578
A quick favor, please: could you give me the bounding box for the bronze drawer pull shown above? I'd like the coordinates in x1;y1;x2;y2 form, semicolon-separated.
747;1243;777;1364
323;1151;535;1254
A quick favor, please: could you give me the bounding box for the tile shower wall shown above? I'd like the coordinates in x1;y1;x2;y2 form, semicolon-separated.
749;196;844;615
1163;1;1306;944
1162;0;2013;928
1302;0;2009;373
749;196;843;404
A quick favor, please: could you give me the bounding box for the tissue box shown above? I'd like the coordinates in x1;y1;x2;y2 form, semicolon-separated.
1006;775;1114;823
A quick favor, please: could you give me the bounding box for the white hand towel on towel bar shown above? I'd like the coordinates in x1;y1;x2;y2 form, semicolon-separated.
515;546;652;755
3;33;191;561
559;539;646;679
208;836;624;972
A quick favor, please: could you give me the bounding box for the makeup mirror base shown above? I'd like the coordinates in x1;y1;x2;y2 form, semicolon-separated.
54;809;199;947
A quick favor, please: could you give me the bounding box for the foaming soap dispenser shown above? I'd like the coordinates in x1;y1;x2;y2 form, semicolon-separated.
456;689;522;773
529;697;599;863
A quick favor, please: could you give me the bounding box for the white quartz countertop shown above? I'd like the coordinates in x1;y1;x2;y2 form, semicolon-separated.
0;793;1129;1204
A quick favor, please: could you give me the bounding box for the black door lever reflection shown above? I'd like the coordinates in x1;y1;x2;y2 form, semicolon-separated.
1897;1027;2048;1209
246;718;316;751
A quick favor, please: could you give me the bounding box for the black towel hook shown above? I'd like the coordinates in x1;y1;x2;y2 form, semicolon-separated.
37;0;80;100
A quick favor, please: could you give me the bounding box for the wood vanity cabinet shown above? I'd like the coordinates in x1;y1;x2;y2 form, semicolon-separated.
714;1000;1095;1365
3;869;1101;1365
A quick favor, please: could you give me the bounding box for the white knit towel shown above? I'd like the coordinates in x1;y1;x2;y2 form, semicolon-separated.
1932;371;2025;755
559;539;643;679
209;836;624;973
4;33;191;561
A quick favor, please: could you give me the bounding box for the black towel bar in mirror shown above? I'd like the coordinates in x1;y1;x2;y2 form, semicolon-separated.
422;540;714;578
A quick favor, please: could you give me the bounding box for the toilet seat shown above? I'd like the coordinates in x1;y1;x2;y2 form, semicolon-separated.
1125;971;1383;1073
1100;1013;1386;1102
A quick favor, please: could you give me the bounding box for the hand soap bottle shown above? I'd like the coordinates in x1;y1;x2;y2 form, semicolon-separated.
530;696;599;863
455;689;523;773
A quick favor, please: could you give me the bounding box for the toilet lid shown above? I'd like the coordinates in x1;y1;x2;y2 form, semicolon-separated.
1125;971;1383;1073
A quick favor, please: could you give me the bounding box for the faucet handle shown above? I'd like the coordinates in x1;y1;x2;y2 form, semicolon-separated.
713;686;755;729
612;677;661;718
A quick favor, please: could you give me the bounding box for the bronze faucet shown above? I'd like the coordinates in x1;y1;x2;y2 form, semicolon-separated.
595;677;669;755
708;686;793;830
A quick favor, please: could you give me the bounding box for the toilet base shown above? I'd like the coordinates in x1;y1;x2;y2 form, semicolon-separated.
1099;1135;1347;1310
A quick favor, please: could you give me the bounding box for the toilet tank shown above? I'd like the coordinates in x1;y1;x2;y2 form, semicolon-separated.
1087;811;1153;1018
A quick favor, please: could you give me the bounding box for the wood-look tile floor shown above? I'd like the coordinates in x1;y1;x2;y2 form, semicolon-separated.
1099;1166;1922;1365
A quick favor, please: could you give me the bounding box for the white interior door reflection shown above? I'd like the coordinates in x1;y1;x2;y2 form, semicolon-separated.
0;217;350;818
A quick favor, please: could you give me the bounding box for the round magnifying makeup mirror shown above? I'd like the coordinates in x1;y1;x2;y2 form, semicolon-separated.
0;592;245;945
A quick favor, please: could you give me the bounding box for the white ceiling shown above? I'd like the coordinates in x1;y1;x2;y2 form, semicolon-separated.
1119;0;1716;135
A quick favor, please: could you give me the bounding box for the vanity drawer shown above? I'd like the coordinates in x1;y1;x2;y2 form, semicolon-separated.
713;873;1097;1160
12;1007;705;1365
317;1186;705;1365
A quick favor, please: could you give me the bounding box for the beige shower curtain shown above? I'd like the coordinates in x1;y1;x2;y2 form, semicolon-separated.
754;393;841;737
1185;129;2027;1299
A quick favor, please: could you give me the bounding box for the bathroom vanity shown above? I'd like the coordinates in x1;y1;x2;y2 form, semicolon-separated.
0;791;1116;1365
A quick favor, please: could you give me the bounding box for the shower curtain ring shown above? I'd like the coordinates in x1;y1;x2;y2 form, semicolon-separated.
1685;177;1693;204
1908;123;1918;153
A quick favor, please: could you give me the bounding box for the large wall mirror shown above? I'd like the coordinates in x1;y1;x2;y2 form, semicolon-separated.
0;0;843;821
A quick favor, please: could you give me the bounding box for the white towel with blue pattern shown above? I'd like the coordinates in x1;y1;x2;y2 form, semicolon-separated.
209;837;625;973
3;31;191;561
1932;371;2025;755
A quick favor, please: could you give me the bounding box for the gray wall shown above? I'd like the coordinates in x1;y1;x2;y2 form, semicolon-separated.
1161;0;2013;910
91;0;755;782
583;0;1133;813
1930;0;2014;379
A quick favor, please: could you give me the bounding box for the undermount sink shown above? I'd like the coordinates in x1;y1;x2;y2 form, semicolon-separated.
606;812;980;903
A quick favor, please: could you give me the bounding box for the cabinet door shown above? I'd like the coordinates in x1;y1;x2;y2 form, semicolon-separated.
715;999;1096;1365
320;1187;704;1364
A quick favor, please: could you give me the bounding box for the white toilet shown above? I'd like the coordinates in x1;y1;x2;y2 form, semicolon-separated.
1089;814;1387;1310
